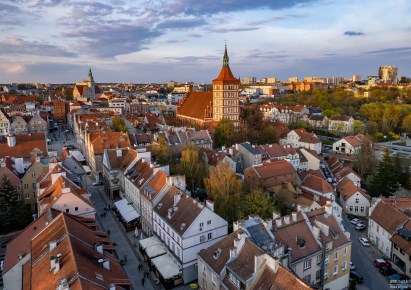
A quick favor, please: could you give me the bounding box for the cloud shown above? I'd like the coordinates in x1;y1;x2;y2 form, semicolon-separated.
62;24;162;57
210;27;259;33
365;47;411;54
344;31;364;36
157;18;207;29
164;0;315;16
0;37;77;57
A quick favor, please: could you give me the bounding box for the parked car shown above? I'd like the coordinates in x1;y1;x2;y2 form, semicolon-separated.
350;271;364;284
355;223;367;231
359;237;370;246
350;261;356;270
374;258;392;268
347;214;357;220
380;266;397;276
92;181;103;186
351;218;362;225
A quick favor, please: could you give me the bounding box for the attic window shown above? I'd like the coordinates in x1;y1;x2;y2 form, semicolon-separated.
213;248;222;259
95;273;104;281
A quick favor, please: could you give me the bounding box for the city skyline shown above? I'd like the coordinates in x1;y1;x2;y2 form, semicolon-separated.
1;0;411;83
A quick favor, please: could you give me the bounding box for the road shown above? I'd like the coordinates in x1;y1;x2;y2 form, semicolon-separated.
341;215;390;290
48;125;78;155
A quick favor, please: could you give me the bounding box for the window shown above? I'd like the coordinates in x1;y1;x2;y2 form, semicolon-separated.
303;274;311;283
32;172;36;178
208;233;212;240
355;198;359;203
324;270;328;279
202;263;206;272
199;222;204;228
212;273;217;285
32;183;36;189
172;243;175;252
360;206;365;212
333;265;338;275
355;206;358;212
24;184;29;189
342;261;347;271
207;220;211;225
303;259;311;270
16;185;20;191
334;251;339;260
25;193;30;199
66;208;69;213
343;247;347;256
229;272;240;288
325;255;329;265
16;194;21;201
316;255;321;264
349;206;353;212
75;207;78;211
316;270;321;280
200;235;206;243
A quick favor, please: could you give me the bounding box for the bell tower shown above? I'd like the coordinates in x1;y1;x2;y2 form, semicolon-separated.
212;45;240;127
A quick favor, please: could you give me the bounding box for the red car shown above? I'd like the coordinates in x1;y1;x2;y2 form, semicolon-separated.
373;258;392;268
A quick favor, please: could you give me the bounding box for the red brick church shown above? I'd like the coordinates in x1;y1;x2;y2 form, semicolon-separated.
177;46;240;128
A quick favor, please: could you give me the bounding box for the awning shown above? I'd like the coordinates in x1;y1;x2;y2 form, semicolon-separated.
145;245;167;259
139;236;162;250
114;199;140;223
151;255;181;280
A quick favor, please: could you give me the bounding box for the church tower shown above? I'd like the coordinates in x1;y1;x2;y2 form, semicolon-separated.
87;68;96;99
212;45;240;127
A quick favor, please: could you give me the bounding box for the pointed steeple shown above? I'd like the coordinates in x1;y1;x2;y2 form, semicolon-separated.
88;68;94;83
223;44;229;67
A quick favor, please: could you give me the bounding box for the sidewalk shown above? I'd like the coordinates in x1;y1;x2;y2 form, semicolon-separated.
89;184;156;290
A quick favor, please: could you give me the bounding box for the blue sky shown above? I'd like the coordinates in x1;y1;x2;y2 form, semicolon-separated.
1;0;411;83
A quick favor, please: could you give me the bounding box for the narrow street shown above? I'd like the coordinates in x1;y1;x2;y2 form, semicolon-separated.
88;179;158;290
341;216;390;290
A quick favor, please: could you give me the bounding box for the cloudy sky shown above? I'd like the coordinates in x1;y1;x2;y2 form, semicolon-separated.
1;0;410;83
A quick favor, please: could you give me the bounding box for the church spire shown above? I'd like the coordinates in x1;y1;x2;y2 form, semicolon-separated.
223;44;229;67
88;68;94;83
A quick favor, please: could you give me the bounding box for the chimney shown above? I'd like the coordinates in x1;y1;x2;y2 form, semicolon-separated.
95;243;103;254
325;201;332;215
229;247;236;258
284;216;290;225
7;132;16;147
205;200;214;212
56;278;69;290
292;212;297;222
103;260;110;270
116;149;122;157
168;208;173;219
272;211;280;220
109;284;116;290
275;219;282;228
49;240;57;251
174;192;181;206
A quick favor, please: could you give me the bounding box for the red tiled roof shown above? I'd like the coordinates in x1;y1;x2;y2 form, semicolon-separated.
177;92;212;121
213;66;239;82
370;200;410;235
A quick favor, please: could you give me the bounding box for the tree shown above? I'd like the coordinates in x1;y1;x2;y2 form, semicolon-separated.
0;176;32;234
368;149;399;197
151;136;171;165
204;162;242;226
112;116;127;132
240;189;275;219
352;137;377;178
364;121;379;136
381;104;401;133
402;114;411;134
353;120;364;134
213;119;235;148
176;145;208;194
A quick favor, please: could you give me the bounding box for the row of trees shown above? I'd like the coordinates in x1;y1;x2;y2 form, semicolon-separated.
0;176;33;234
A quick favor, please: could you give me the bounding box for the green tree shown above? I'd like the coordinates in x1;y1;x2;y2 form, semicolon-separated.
176;144;208;194
353;120;364;134
364;121;379;136
402;114;411;134
240;189;275;219
152;136;171;165
0;176;32;234
112;116;127;132
368;149;399;197
213;119;235;148
381;104;401;133
204;162;242;226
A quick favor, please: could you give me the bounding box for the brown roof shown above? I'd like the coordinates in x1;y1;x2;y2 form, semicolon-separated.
177;92;213;121
226;239;265;282
29;212;130;289
298;131;320;144
247;160;296;179
198;231;243;274
0;133;47;159
302;174;333;194
3;209;61;273
251;264;312;290
275;215;321;262
337;177;369;201
391;221;411;256
141;170;168;201
370;200;410;235
154;187;203;236
126;158;154;189
330;115;352;121
343;134;367;147
307;208;351;249
105;148;137;171
91;132;130;154
213;65;239;82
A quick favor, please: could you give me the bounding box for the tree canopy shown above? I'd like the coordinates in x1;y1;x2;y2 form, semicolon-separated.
112;116;127;132
240;189;275;220
368;149;399;197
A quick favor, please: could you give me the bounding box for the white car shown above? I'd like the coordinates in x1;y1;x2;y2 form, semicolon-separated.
351;218;361;225
350;261;356;270
355;223;367;231
359;237;370;247
92;181;103;186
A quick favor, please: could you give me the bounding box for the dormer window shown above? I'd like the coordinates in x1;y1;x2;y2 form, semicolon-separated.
229;272;240;288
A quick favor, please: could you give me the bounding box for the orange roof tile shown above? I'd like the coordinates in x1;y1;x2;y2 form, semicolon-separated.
177;92;213;121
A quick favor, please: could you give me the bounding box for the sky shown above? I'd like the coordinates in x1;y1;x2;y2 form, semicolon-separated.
1;0;411;84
